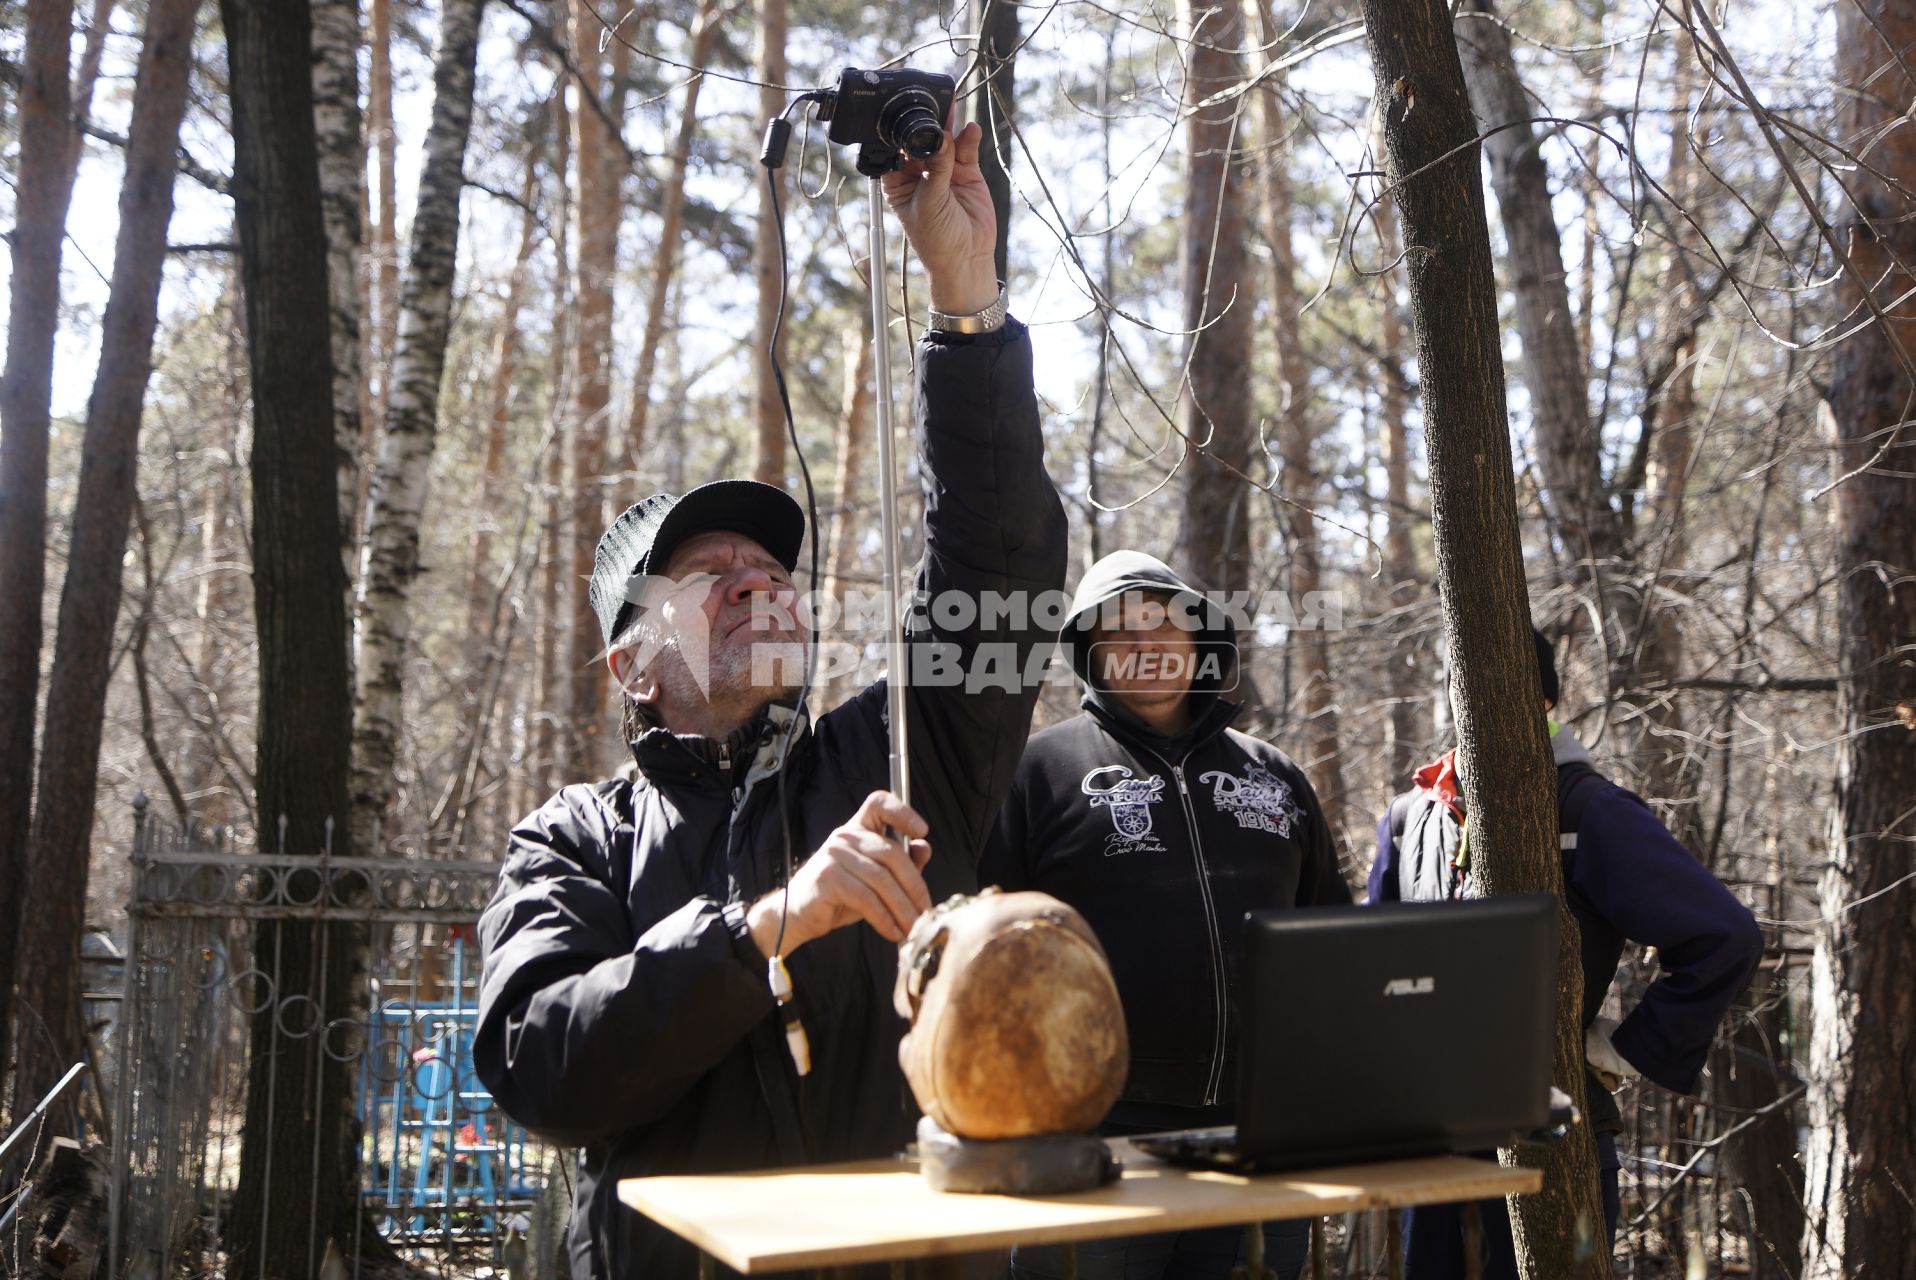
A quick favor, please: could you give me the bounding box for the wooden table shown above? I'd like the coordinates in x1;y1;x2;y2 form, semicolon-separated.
618;1139;1541;1273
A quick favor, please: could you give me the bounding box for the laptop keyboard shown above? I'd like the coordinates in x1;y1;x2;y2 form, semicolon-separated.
1132;1126;1240;1164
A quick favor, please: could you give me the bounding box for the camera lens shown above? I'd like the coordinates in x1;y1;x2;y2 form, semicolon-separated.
878;88;945;161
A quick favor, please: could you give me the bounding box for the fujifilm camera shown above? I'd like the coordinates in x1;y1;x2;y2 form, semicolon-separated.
819;67;956;175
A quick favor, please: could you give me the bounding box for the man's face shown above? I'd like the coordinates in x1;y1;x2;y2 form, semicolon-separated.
611;530;807;729
1087;590;1199;720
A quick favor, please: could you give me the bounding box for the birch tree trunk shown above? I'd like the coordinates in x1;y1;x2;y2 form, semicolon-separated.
350;0;487;859
623;0;722;463
218;0;359;1267
1249;0;1345;835
312;0;365;584
0;0;77;1096
13;0;202;1125
750;0;790;487
1803;2;1916;1271
1456;0;1622;574
1358;1;1613;1272
1174;0;1257;614
565;0;617;776
368;0;399;449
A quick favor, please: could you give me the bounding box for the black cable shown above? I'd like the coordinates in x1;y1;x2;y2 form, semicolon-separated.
763;156;822;963
757;94;829;1163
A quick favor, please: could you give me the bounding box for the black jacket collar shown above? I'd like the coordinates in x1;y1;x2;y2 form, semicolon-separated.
1080;687;1241;760
627;704;803;792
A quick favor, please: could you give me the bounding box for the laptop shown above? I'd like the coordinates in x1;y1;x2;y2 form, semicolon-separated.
1130;895;1558;1172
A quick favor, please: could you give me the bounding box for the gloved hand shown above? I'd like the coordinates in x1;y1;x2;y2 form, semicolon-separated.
1584;1016;1638;1092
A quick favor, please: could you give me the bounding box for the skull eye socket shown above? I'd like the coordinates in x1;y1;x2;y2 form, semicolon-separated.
905;927;949;1013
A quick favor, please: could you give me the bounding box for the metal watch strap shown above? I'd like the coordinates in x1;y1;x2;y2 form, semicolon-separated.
926;284;1008;334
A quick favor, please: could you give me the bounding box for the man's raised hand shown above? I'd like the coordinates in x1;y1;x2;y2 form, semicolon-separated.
747;790;933;957
879;119;1000;316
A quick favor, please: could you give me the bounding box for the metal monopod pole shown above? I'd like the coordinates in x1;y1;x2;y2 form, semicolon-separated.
867;177;911;814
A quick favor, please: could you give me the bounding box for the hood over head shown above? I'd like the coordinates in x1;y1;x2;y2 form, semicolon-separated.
1062;550;1239;712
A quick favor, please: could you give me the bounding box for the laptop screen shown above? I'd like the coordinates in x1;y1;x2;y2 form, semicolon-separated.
1233;896;1558;1163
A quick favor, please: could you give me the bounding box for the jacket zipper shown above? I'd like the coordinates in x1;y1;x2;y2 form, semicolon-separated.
1141;745;1229;1107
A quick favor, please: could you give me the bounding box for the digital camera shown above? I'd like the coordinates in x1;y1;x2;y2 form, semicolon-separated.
820;67;956;173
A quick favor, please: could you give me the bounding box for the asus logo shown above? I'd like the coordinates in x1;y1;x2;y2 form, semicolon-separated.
1382;976;1435;997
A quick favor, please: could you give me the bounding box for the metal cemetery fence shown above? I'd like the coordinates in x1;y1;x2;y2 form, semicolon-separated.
112;798;569;1278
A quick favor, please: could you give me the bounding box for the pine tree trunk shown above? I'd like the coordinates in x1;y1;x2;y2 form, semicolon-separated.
448;148;543;835
824;329;875;608
468;155;543;649
822;328;874;707
970;0;1018;282
1624;17;1702;838
218;0;358;1270
565;0;617;776
1372;117;1423;782
1803;3;1916;1272
62;0;117;180
623;0;722;463
13;0;201;1125
312;0;364;590
533;78;573;808
1455;0;1622;573
1357;2;1613;1273
750;0;789;487
1714;975;1804;1279
1174;0;1256;609
1249;0;1344;835
350;0;488;861
0;0;77;1102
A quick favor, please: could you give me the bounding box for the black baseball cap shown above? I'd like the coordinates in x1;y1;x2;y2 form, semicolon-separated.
589;479;806;647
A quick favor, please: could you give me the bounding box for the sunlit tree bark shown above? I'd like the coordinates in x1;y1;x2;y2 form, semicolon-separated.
1360;0;1613;1272
623;0;723;464
970;0;1018;282
564;0;618;775
1457;0;1622;576
0;0;78;1100
312;0;365;581
1174;0;1256;621
1803;1;1916;1271
1371;114;1424;782
14;0;201;1123
350;0;488;860
750;0;790;487
219;0;358;1268
1249;0;1345;835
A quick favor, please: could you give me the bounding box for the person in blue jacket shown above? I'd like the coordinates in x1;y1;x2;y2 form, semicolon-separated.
1369;627;1764;1279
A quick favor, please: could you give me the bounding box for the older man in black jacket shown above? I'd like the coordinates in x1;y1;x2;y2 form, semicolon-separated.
474;118;1067;1280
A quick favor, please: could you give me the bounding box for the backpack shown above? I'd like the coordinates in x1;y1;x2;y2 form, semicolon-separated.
1388;760;1607;904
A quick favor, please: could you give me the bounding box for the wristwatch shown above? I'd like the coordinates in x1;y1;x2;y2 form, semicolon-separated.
927;284;1009;335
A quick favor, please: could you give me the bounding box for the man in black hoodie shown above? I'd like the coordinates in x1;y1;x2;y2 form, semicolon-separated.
474;119;1068;1280
982;550;1350;1280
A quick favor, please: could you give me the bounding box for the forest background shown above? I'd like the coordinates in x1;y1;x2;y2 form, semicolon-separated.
1;0;1911;1274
